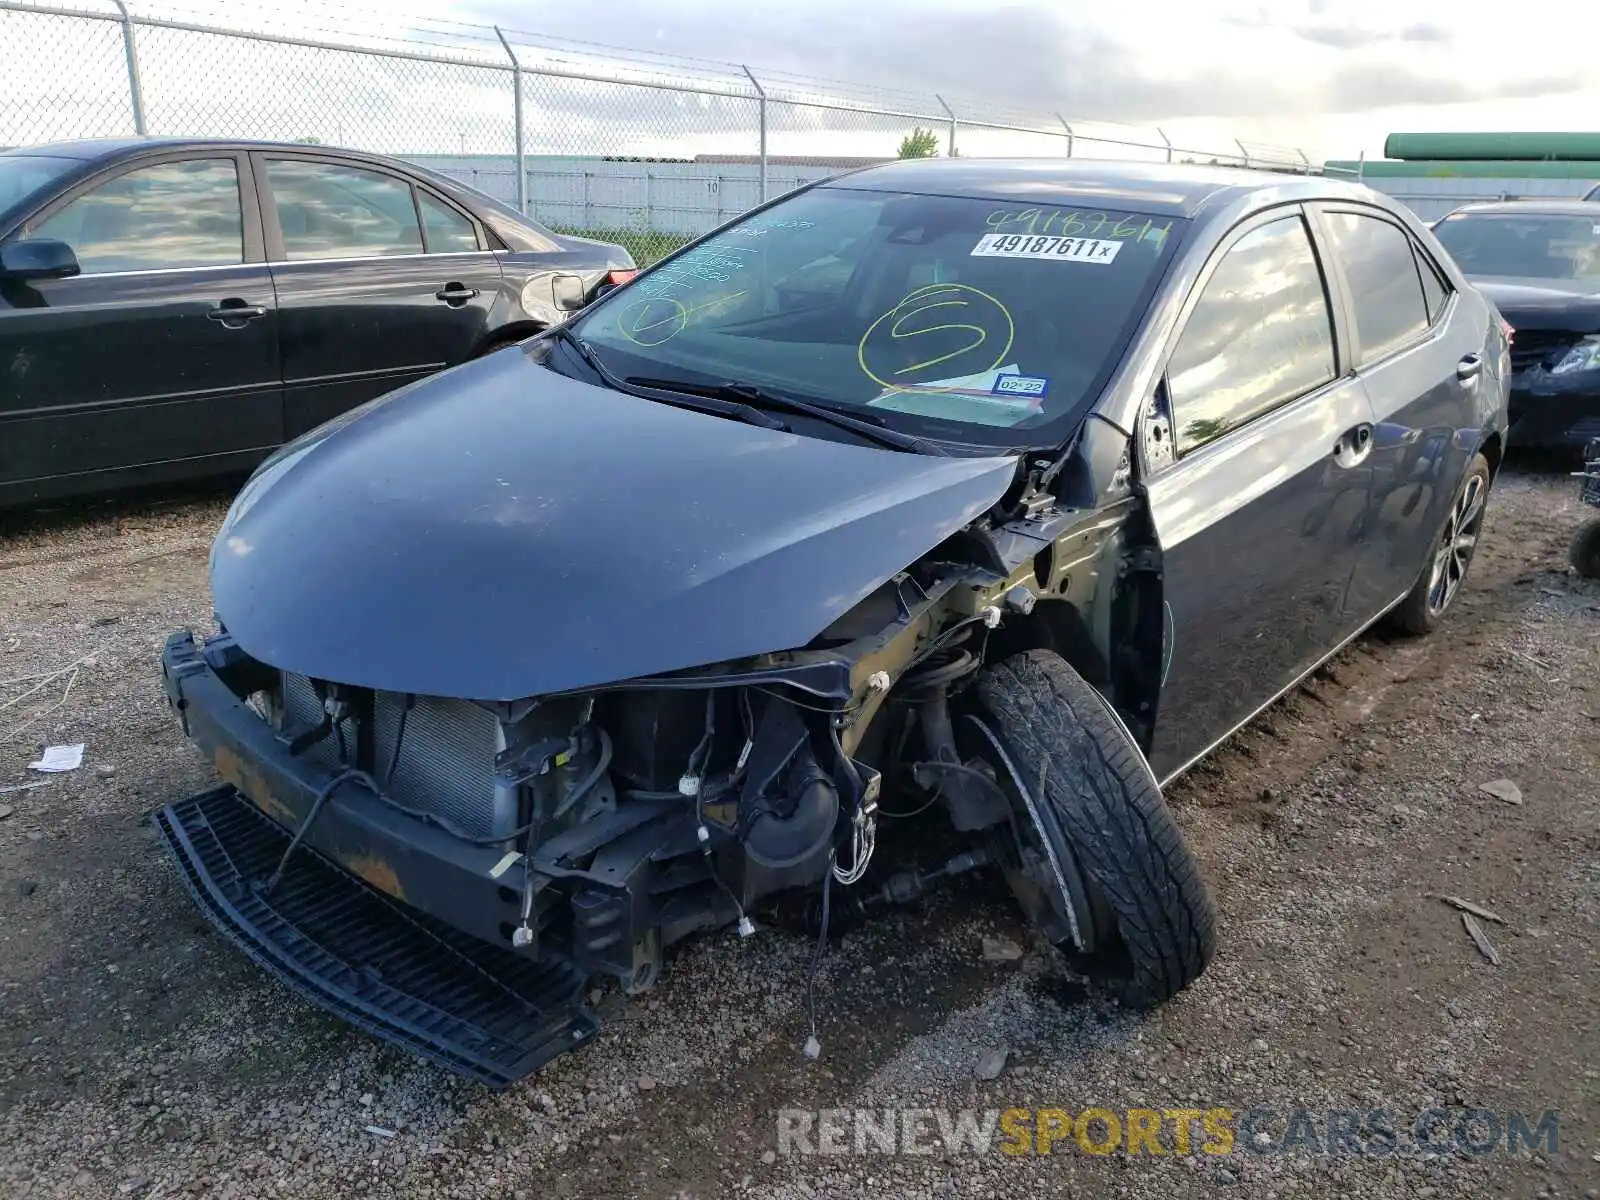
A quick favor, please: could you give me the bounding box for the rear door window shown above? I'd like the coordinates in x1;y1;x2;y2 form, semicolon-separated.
1323;211;1430;362
1166;213;1335;454
25;158;242;274
266;158;423;260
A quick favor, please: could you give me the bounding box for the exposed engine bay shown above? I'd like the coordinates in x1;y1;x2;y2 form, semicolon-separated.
206;481;1131;995
156;417;1209;1086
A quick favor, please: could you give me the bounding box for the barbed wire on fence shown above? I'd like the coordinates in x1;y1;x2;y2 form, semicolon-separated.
1;0;1319;264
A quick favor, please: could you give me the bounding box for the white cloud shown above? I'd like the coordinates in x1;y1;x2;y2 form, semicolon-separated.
454;0;1596;159
4;0;1594;161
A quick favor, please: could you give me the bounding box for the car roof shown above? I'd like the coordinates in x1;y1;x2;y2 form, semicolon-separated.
1442;199;1600;218
2;137;400;163
822;157;1377;220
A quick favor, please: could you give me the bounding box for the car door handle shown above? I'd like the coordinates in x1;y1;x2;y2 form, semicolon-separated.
1332;422;1374;469
435;284;480;305
206;299;267;326
1456;353;1483;382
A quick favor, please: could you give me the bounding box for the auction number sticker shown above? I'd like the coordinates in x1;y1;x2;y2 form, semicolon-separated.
971;233;1122;264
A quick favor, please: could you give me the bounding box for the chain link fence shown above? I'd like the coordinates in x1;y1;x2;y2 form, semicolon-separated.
4;3;137;141
1;0;1315;265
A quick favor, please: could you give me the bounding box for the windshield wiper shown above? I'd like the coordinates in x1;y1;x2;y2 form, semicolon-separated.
626;377;947;456
546;327;787;432
546;323;613;381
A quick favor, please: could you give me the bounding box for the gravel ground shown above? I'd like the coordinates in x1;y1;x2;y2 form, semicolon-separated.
0;462;1596;1200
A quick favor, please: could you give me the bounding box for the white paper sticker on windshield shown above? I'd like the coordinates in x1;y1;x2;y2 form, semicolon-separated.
869;363;1041;428
971;233;1122;264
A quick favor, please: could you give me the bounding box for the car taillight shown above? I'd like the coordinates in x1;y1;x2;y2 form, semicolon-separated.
606;269;637;286
1500;316;1515;345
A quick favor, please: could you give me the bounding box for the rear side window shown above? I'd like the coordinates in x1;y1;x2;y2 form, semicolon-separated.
419;191;479;253
1322;211;1429;363
26;158;242;274
1417;247;1449;321
1167;214;1335;454
266;159;423;260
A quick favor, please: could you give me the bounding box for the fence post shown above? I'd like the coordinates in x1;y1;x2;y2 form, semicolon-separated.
1056;113;1074;158
494;26;527;214
742;66;767;203
936;94;956;157
1297;147;1311;174
1235;138;1251;168
1155;126;1173;163
111;0;147;136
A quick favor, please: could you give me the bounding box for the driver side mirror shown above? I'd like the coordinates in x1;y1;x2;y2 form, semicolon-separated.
0;238;81;282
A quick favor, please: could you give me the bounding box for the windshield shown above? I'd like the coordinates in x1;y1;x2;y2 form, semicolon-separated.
569;186;1183;445
1433;211;1600;286
0;154;77;223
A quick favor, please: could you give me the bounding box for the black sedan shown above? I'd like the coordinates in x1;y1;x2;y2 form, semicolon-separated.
156;160;1507;1085
1433;200;1600;450
0;138;635;506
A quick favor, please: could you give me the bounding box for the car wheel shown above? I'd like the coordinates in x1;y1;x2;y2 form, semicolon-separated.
1571;517;1600;580
1389;452;1491;635
968;649;1215;1007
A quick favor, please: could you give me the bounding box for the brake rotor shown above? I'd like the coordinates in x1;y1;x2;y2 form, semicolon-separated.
961;713;1104;955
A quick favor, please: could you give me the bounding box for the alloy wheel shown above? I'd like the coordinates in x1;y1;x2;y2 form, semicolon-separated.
1426;471;1486;616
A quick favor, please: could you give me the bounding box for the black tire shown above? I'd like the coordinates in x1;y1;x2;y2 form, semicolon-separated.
1571;518;1600;580
1389;452;1492;635
973;650;1215;1007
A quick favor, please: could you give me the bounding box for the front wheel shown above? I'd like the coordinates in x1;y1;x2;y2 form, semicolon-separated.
1389;452;1491;635
970;650;1215;1007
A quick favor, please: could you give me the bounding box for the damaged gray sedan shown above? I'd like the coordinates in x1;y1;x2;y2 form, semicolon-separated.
158;159;1508;1085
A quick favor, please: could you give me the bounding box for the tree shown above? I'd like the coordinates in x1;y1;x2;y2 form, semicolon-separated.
897;127;940;159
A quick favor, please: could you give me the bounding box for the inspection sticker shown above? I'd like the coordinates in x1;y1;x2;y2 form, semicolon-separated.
971;233;1122;264
992;373;1049;399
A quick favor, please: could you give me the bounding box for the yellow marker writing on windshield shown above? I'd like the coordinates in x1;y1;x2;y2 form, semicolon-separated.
616;291;748;347
858;284;1015;394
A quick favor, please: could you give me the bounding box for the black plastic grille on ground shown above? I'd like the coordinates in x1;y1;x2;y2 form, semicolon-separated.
155;786;596;1088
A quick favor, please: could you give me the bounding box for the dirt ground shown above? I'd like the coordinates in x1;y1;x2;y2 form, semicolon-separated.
0;461;1596;1200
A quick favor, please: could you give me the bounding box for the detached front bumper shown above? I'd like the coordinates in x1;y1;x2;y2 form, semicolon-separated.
157;630;597;1086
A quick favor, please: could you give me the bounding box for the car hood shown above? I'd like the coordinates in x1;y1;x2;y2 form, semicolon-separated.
1474;279;1600;333
211;349;1017;700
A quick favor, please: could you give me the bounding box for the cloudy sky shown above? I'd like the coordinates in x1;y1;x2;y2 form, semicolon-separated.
440;0;1591;160
6;0;1593;163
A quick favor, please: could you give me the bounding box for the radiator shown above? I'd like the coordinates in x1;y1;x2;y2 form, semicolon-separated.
279;673;516;841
